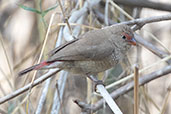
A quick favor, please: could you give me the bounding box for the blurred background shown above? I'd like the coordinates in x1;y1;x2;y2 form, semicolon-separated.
0;0;171;114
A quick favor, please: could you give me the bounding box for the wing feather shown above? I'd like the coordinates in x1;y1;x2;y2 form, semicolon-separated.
47;29;115;62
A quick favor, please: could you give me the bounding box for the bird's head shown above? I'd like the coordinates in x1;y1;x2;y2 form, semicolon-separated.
110;24;136;52
121;32;136;46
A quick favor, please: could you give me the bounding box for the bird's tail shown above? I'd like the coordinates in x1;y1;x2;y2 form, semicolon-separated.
18;61;52;76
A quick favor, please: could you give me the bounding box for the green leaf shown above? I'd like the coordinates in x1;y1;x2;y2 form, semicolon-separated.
42;3;58;17
19;4;41;14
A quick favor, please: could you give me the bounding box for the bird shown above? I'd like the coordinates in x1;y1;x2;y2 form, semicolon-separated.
18;24;136;82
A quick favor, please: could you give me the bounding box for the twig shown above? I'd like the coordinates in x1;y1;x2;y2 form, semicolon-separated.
23;12;56;113
28;12;56;93
11;95;29;114
63;0;101;41
106;53;171;90
104;0;109;25
55;81;63;114
0;34;13;81
141;87;160;111
57;0;72;34
55;22;99;30
116;14;171;28
1;13;171;111
69;65;171;113
113;0;171;12
85;75;123;114
160;86;171;114
72;14;87;38
51;71;68;114
51;25;67;114
143;30;170;54
140;88;152;114
92;65;171;112
134;34;170;63
35;78;51;114
0;69;60;104
0;108;7;114
74;99;93;113
134;65;139;114
96;84;123;114
0;67;13;91
109;0;134;20
35;12;57;114
93;9;116;25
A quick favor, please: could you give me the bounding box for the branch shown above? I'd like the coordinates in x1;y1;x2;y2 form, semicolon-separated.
1;13;171;107
63;0;101;41
51;71;68;114
134;34;171;64
0;69;60;104
116;14;171;27
116;14;171;64
100;0;171;12
93;9;116;25
113;0;171;12
93;65;171;112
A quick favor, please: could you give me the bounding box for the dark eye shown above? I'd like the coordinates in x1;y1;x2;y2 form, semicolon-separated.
122;35;126;40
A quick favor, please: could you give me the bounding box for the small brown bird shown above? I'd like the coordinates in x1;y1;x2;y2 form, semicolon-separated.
18;24;136;79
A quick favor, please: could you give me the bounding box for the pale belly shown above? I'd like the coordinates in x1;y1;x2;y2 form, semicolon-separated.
59;58;119;75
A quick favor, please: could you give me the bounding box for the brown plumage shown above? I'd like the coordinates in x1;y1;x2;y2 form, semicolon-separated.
18;24;136;76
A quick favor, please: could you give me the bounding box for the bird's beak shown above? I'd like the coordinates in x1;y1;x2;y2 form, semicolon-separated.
129;37;136;46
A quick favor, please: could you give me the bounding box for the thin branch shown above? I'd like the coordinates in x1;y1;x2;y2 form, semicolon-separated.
113;0;171;12
36;12;59;114
73;65;171;113
109;0;134;20
115;14;171;27
0;33;13;79
51;19;67;114
160;87;171;114
96;84;123;114
74;99;93;113
1;13;171;110
104;0;109;25
35;78;51;114
92;65;171;112
57;0;72;34
106;52;171;90
51;71;68;114
93;9;116;25
143;30;170;54
134;34;171;64
134;65;139;114
0;69;60;104
63;0;101;41
27;12;56;98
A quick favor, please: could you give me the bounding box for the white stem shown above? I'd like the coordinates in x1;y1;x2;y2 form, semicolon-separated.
96;85;123;114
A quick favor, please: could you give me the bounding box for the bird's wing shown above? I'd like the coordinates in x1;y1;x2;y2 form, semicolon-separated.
47;29;115;62
48;38;79;57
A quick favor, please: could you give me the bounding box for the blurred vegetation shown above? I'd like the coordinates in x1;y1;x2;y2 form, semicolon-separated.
0;0;171;114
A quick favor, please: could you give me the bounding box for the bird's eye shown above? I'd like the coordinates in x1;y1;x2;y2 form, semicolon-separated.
122;35;126;40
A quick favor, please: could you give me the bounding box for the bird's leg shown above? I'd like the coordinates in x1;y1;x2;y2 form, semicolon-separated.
86;75;105;92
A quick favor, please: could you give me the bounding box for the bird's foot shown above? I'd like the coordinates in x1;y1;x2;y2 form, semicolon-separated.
94;80;105;92
86;75;105;92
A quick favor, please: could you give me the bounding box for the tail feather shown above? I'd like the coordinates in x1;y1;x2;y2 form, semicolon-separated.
18;61;51;76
